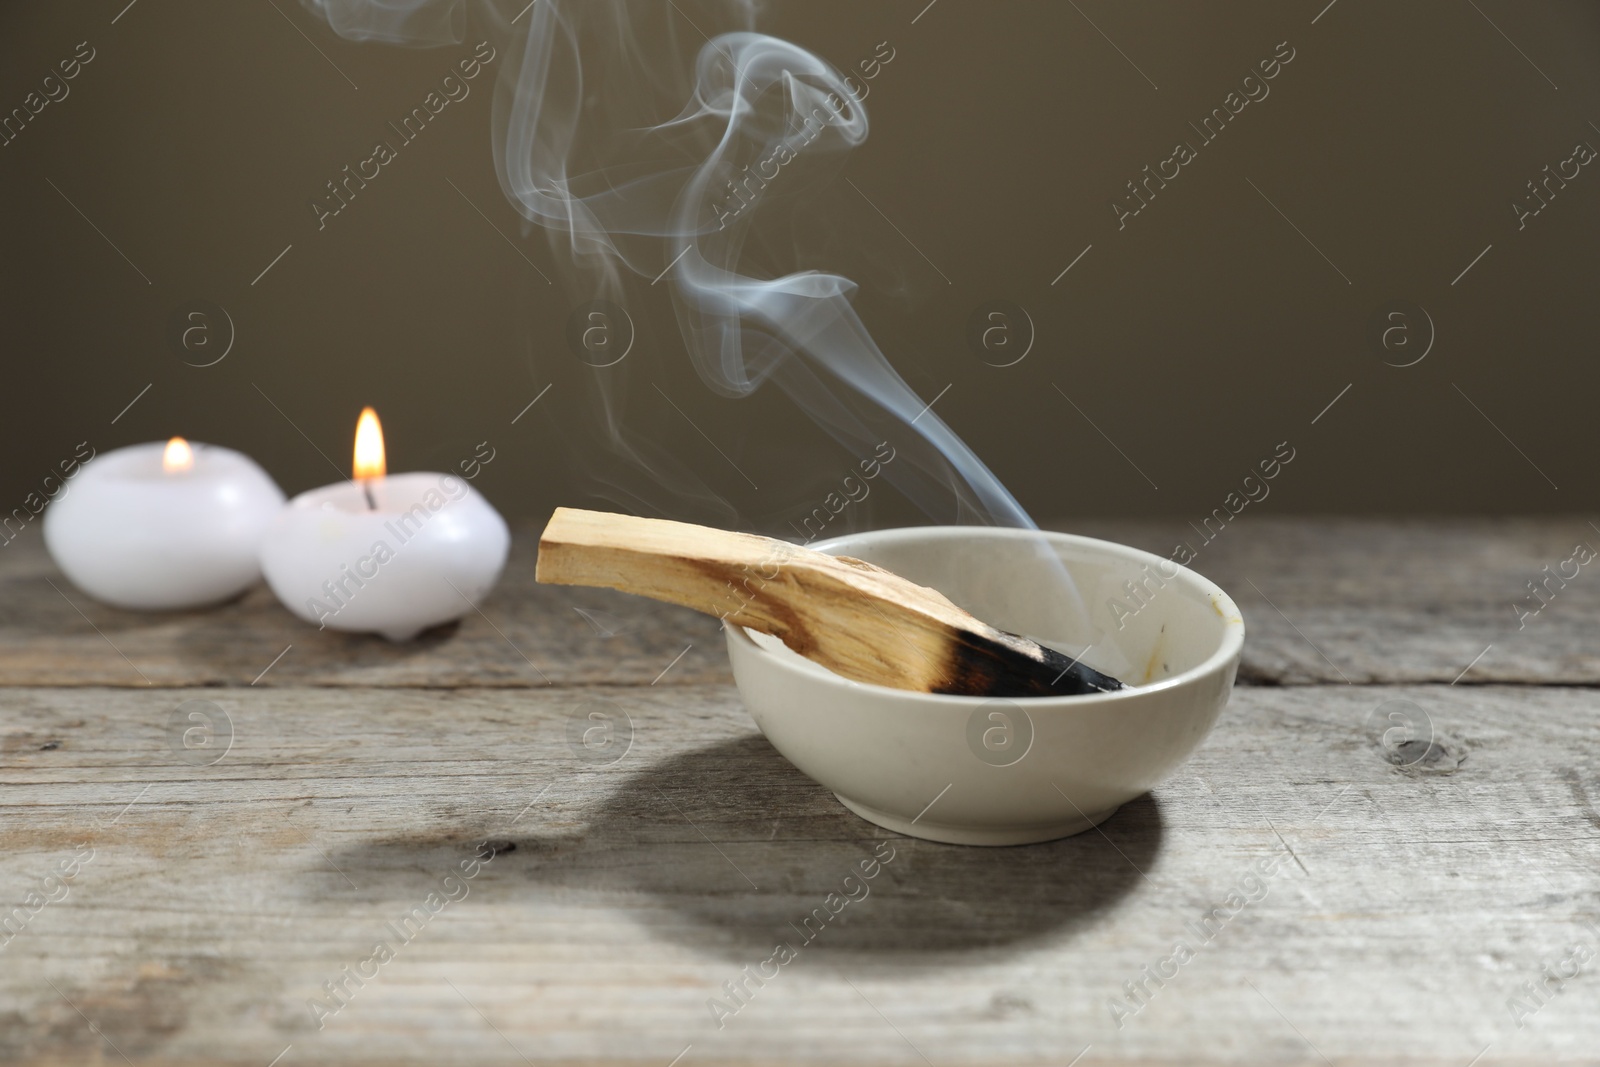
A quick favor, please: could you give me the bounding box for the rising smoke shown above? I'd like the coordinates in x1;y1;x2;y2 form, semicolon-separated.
305;0;1066;550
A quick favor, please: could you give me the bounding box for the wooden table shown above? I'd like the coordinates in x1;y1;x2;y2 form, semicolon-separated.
2;518;1597;1066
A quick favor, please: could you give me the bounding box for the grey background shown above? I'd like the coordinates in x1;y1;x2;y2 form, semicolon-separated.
2;0;1596;535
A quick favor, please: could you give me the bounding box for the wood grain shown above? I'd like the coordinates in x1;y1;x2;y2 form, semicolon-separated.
2;682;1597;1065
2;518;1595;688
0;529;730;688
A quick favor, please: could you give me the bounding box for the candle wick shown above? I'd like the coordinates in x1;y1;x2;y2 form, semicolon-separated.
361;481;377;510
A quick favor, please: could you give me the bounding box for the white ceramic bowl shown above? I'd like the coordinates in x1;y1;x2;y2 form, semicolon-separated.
725;527;1244;845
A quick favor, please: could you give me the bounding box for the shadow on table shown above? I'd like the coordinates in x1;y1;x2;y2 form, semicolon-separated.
323;732;1164;966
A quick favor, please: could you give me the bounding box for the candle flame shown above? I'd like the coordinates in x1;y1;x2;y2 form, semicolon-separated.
162;436;194;473
353;407;386;481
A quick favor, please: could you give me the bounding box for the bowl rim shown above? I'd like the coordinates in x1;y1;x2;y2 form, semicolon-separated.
724;525;1245;707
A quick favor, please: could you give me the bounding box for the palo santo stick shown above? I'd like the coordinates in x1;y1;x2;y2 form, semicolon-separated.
536;507;1123;697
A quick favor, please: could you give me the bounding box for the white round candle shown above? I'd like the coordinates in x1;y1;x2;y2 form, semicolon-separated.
42;439;286;610
259;472;510;641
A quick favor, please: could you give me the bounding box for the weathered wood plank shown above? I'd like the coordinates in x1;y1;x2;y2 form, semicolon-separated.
2;683;1596;1065
2;518;1596;688
0;530;730;688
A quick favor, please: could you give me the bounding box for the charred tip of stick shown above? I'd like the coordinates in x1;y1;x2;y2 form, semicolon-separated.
941;632;1126;698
